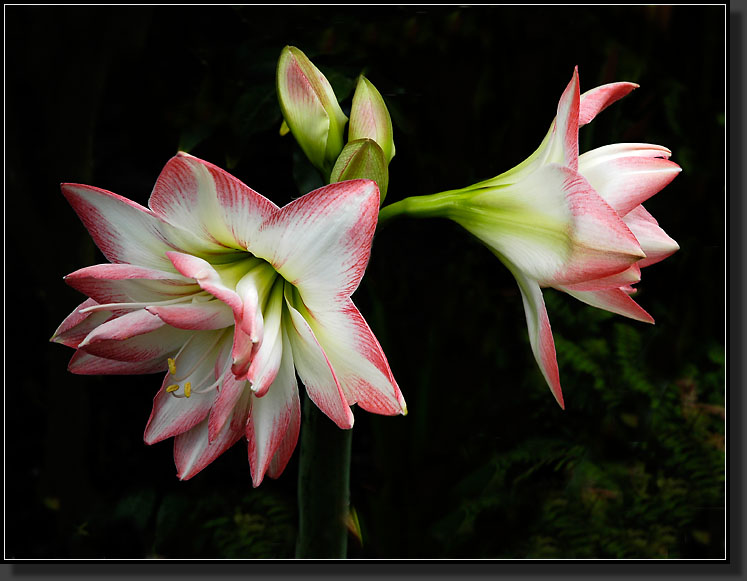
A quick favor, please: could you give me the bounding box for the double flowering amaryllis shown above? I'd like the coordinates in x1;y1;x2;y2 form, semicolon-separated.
378;68;680;407
51;152;406;486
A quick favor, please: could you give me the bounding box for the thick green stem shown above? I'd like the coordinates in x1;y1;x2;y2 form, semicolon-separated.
295;394;353;558
376;188;468;230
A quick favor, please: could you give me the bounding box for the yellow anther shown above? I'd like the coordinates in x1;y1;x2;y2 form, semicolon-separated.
184;382;192;398
166;384;179;393
167;358;177;375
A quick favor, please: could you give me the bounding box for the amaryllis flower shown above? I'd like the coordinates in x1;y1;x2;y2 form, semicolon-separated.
459;69;680;406
51;153;406;486
379;68;679;408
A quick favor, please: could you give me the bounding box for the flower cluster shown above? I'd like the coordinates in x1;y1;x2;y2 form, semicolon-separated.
52;47;680;485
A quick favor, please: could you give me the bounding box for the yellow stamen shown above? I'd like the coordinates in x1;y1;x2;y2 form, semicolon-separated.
166;384;179;393
184;382;192;398
168;358;177;375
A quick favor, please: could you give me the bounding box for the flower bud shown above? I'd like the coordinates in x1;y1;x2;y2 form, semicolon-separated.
349;76;396;165
276;46;348;175
330;138;389;203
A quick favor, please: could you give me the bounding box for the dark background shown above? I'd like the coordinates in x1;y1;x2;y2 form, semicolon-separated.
6;5;726;559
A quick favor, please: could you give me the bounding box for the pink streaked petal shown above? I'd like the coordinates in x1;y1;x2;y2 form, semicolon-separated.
68;350;169;375
284;293;353;429
307;299;406;416
253;180;379;313
148;152;278;250
230;325;259;380
64;263;198;305
147;301;234;331
246;283;284;397
504;261;564;409
559;264;641;292
144;373;215;445
563;287;655;324
208;374;249;443
174;389;251;480
78;309;165;347
167;251;244;316
553;67;580;171
77;318;191;362
265;395;301;481
624;205;680;268
61;183;182;271
544;170;645;286
579;152;681;216
247;326;300;487
579;142;673;162
578;82;638;127
51;298;114;348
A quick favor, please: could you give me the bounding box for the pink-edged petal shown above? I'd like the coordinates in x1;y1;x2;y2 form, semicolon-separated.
265;397;301;481
51;298;114;348
552;67;580;170
579;146;682;216
167;251;244;315
64;263;198;306
148;152;278;251
246;280;285;396
247;326;301;487
78;314;192;362
578;82;639;127
544;170;645;286
67;350;169;375
283;288;353;429
61;183;183;271
563;287;655;324
306;299;406;416
144;375;215;446
174;389;251;480
559;264;641;292
253;180;379;313
78;309;165;349
503;259;564;408
147;301;234;331
208;373;248;443
624;205;680;268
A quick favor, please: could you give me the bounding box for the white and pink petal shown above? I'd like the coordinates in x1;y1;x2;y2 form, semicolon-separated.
247;326;300;487
283;288;353;429
563;287;655;324
252;180;379;313
51;298;114;348
148;152;278;252
64;263;199;306
174;388;251;480
61;183;183;271
306;299;406;416
502;259;564;408
579;145;682;216
623;205;680;268
578;82;638;127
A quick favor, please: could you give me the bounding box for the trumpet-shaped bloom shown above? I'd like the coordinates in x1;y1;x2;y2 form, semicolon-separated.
394;68;679;407
51;153;406;486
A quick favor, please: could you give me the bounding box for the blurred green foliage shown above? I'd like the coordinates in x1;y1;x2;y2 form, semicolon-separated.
6;5;725;559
